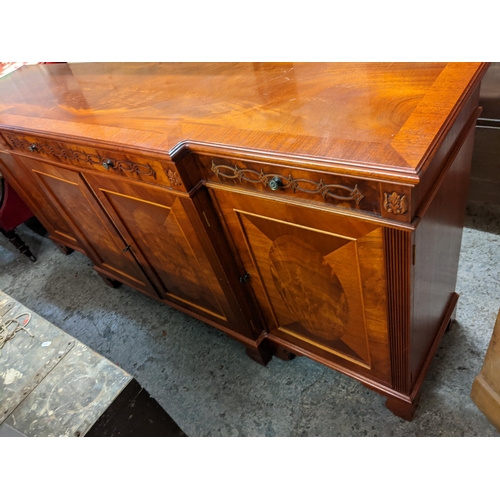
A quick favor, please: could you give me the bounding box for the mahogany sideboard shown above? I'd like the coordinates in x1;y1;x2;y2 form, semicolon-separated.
0;62;489;420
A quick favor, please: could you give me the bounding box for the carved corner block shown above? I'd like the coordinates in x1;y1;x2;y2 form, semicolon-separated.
166;168;182;186
383;191;408;215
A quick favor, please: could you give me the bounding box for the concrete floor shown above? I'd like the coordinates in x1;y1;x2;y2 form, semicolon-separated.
0;202;499;436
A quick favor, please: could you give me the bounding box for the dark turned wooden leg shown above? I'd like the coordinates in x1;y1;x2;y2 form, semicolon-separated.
24;216;48;237
97;272;122;289
54;243;74;255
0;228;36;262
245;343;273;366
385;393;421;421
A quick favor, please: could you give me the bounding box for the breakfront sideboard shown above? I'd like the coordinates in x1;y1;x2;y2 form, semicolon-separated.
0;62;488;420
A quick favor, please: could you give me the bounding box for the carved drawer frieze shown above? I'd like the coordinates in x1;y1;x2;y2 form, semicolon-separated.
198;156;383;215
211;161;365;205
3;133;185;192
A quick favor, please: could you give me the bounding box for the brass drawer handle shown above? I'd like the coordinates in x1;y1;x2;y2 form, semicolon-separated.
268;176;282;191
28;143;38;152
102;159;114;170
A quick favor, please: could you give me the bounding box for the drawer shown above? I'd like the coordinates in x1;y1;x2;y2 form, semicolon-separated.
194;154;413;221
1;132;186;192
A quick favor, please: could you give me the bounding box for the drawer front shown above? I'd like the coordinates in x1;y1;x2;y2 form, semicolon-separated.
194;154;412;220
1;132;186;192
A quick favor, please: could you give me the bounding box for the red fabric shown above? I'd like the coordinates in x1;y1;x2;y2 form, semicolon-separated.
0;180;34;231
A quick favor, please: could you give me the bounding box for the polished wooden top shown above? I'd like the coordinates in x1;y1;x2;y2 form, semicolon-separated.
0;62;488;178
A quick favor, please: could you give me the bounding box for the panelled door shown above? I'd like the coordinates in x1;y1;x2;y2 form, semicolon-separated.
0;152;82;251
213;189;392;383
83;171;245;332
13;155;159;297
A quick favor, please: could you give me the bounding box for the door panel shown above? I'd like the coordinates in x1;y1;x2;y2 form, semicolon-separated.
17;156;158;296
1;152;81;249
83;172;237;326
214;190;391;381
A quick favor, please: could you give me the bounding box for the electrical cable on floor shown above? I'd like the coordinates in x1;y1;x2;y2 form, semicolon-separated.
0;305;33;356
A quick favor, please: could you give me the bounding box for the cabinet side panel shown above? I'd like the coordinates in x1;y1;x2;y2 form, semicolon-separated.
385;227;412;394
411;87;480;217
468;127;500;205
410;124;476;382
